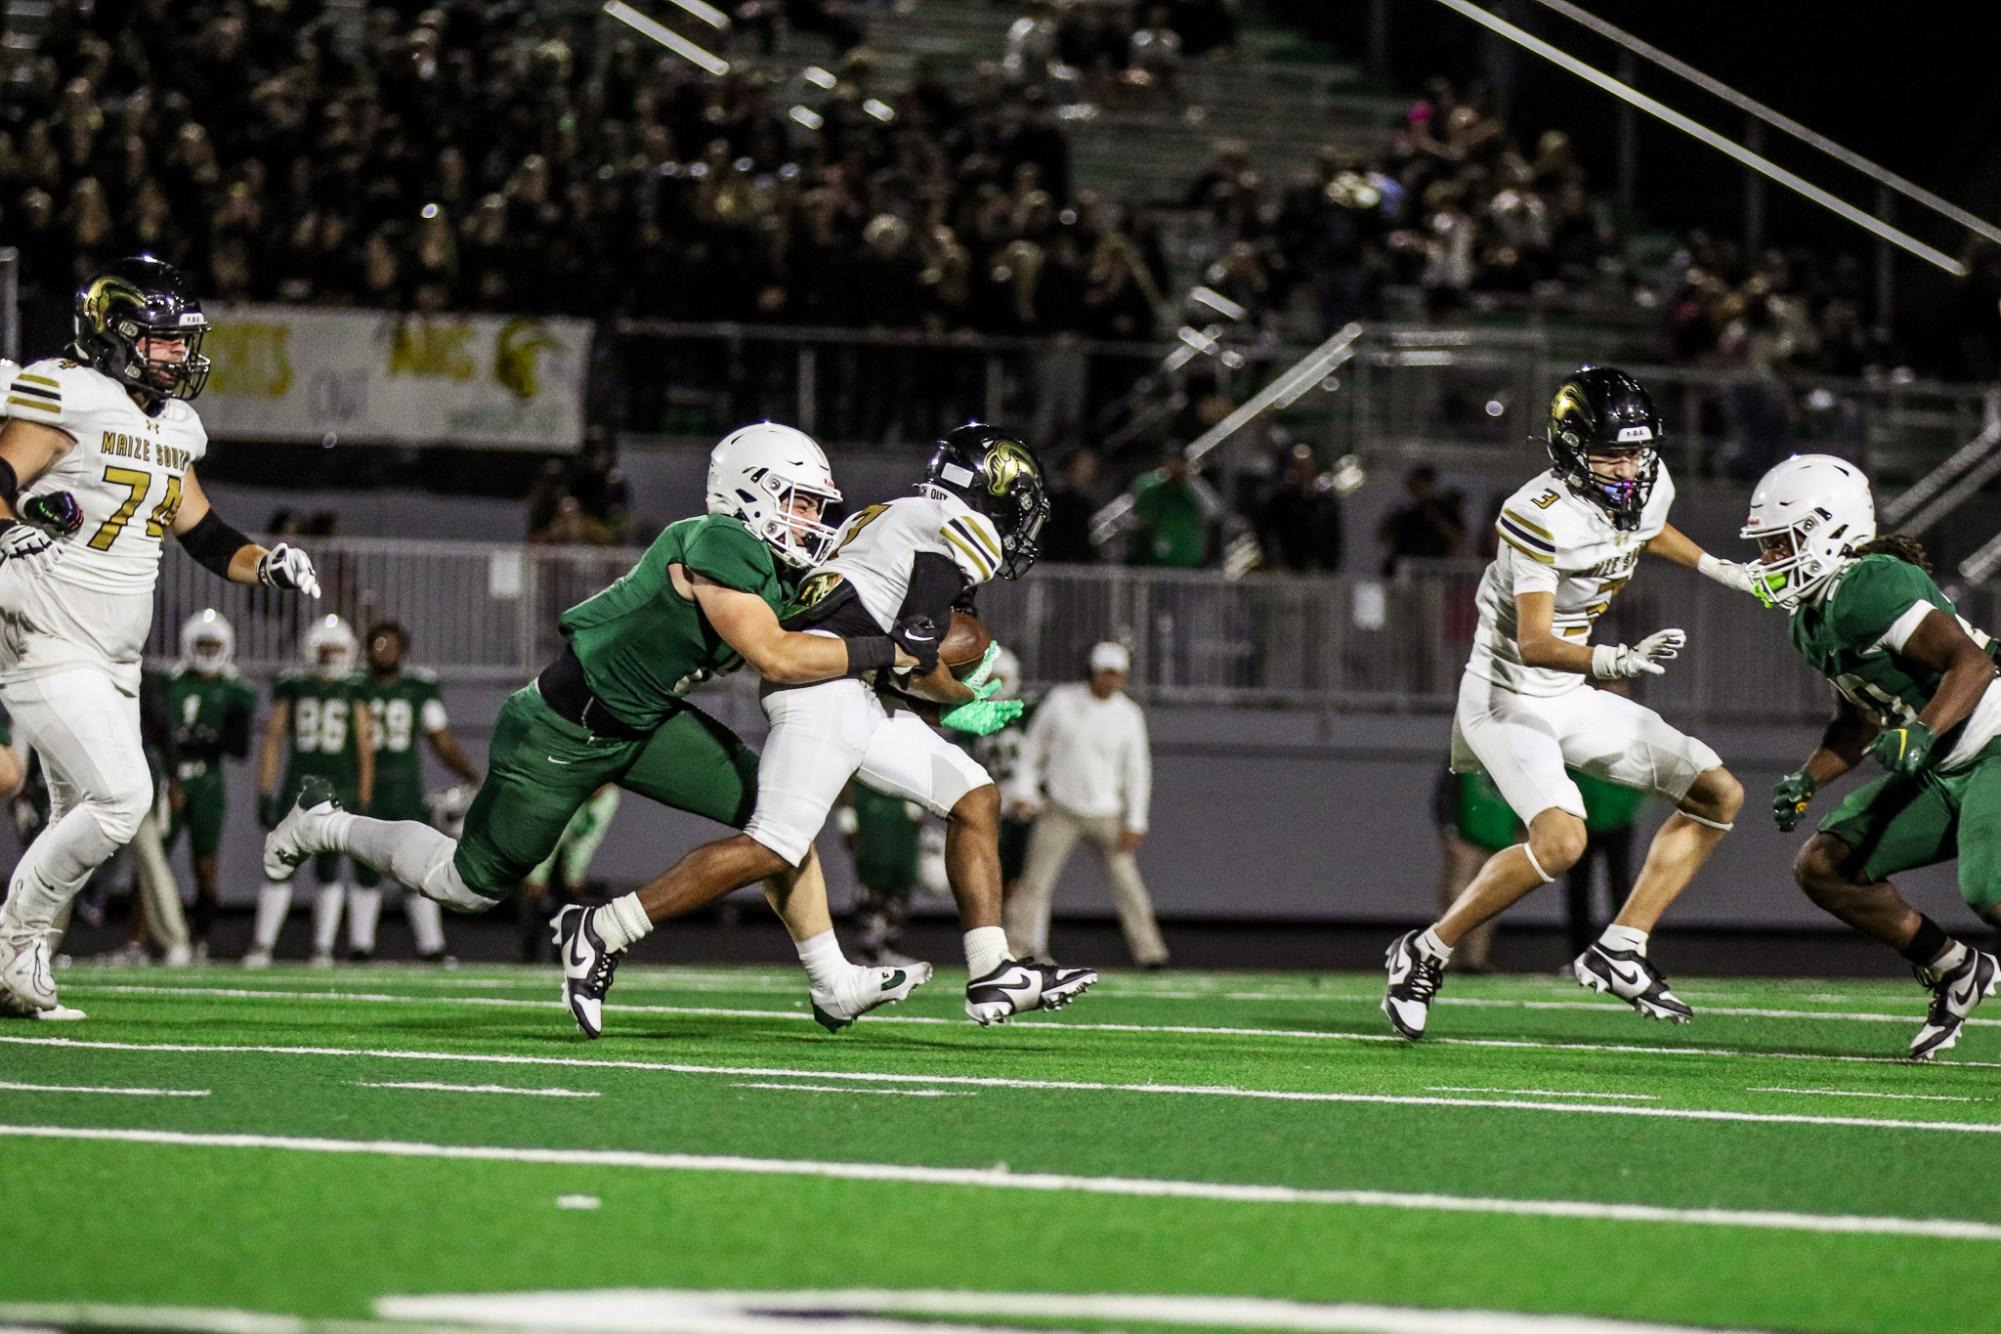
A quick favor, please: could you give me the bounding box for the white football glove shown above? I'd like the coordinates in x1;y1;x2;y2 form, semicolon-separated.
1697;552;1762;598
1591;628;1686;680
0;520;65;608
257;542;320;598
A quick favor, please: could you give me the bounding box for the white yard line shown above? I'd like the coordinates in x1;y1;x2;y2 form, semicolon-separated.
352;1081;600;1099
1428;1086;1658;1102
3;1122;1997;1245
1;1035;1994;1134
731;1082;974;1098
1747;1086;1983;1104
0;1079;208;1097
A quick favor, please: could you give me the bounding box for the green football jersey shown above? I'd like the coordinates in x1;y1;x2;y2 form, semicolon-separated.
363;669;447;799
560;514;787;730
167;666;257;782
273;671;367;787
1789;554;2001;767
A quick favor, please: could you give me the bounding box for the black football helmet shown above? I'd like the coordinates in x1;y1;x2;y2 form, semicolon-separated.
72;255;212;402
921;422;1050;579
1543;365;1660;531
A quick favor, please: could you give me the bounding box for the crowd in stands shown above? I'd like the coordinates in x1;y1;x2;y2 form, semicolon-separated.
1;0;1175;348
1003;0;1236;105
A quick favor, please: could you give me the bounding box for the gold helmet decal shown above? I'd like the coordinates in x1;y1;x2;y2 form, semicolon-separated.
986;440;1037;497
80;276;146;335
1550;381;1593;443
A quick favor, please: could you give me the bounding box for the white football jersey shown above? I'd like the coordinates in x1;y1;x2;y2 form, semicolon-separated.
809;492;1006;632
1465;465;1676;697
1;356;209;692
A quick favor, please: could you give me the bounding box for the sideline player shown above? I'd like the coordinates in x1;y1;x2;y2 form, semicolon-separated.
267;424;925;1029
1381;367;1761;1039
162;609;256;960
247;616;373;966
553;423;1099;1037
349;621;478;962
0;257;319;1017
1744;454;2001;1059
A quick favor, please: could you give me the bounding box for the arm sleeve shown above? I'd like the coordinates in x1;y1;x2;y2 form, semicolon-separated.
1122;703;1152;833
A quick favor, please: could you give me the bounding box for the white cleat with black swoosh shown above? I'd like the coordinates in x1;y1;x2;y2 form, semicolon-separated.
1573;943;1693;1023
965;957;1097;1026
553;905;620;1040
812;961;935;1032
263;775;341;880
1908;947;1999;1062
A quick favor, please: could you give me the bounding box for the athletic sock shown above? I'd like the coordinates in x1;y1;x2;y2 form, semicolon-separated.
252;882;292;950
311;883;345;955
794;929;850;991
964;925;1009;977
1416;926;1453;961
1900;913;1951;966
1927;939;1971;979
1599;923;1650;957
347;886;382;954
407;894;447;956
593;893;653;953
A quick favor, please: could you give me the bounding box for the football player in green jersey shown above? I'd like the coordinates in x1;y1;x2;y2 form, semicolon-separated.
163;609;256;960
348;621;479;963
1744;454;2001;1060
246;615;374;967
266;424;929;1035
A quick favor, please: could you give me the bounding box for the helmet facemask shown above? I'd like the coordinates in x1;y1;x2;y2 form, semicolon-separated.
74;264;213;402
742;469;842;570
1543;368;1662;532
1740;454;1876;611
707;423;843;571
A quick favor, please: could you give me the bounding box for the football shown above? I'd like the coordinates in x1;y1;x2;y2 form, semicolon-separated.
940;609;993;677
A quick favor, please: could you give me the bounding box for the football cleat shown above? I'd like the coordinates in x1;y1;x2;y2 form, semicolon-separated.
1909;947;1999;1062
553;905;620;1040
308;949;336;969
812;961;934;1032
1573;943;1693;1023
240;947;274;970
0;927;58;1014
1382;929;1446;1040
31;1003;87;1021
262;775;341;880
964;957;1097;1026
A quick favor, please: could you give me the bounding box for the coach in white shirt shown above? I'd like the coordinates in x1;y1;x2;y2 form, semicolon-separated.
1004;641;1168;967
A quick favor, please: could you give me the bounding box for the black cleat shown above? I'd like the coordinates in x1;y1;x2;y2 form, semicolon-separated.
553;905;620;1039
1909;947;1999;1061
1382;930;1446;1039
1573;943;1693;1023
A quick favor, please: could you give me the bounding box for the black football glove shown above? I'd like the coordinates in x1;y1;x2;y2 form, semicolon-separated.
20;491;83;539
891;614;941;676
1771;771;1816;833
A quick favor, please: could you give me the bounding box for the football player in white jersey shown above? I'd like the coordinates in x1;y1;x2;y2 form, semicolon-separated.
0;257;320;1017
555;423;1099;1034
1381;367;1763;1039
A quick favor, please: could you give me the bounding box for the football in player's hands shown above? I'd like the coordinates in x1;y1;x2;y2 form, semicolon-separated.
20;491;83;539
941;610;994;679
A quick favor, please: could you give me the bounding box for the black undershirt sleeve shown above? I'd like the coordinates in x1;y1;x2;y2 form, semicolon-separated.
176;509;255;578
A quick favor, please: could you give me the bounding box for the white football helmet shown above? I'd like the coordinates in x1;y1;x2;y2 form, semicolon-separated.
303;613;358;679
705;422;842;569
180;608;235;675
1741;453;1877;610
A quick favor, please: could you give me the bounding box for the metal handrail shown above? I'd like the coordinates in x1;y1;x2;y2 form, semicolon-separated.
1420;0;1967;276
1524;0;2001;249
1882;420;2001;530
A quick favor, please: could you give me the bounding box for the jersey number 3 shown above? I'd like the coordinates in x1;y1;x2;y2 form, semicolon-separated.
87;467;183;551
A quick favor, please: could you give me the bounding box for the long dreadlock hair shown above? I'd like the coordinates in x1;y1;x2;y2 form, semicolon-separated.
1854;534;1933;575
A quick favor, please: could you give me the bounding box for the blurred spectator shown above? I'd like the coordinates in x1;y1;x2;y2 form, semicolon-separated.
1377;465;1466;575
1128;447;1210;567
1042;448;1104;563
1255;445;1342;572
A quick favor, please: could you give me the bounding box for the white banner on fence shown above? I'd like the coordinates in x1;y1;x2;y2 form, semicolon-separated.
197;305;591;450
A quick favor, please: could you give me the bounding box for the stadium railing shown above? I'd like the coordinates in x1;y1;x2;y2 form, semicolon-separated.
156;540;1997;723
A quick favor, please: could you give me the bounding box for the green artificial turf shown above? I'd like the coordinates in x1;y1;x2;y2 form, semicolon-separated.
0;964;1994;1333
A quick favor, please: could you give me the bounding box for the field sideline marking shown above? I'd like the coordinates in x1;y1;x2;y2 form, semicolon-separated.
3;1121;1998;1245
0;1079;208;1098
352;1081;600;1099
1427;1086;1658;1102
56;983;2001;1048
1747;1086;1983;1104
3;1035;1998;1135
732;1081;975;1098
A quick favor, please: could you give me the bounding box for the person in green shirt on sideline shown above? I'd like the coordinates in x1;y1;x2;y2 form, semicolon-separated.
1744;454;2001;1061
264;424;928;1034
1564;732;1648;961
1128;448;1210;567
162;610;256;960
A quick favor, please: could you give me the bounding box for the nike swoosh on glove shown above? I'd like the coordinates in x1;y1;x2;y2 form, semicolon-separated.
1867;721;1936;776
258;542;321;598
891;614;940;675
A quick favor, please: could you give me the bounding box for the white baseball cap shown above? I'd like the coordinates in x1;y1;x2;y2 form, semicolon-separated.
1089;642;1131;674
